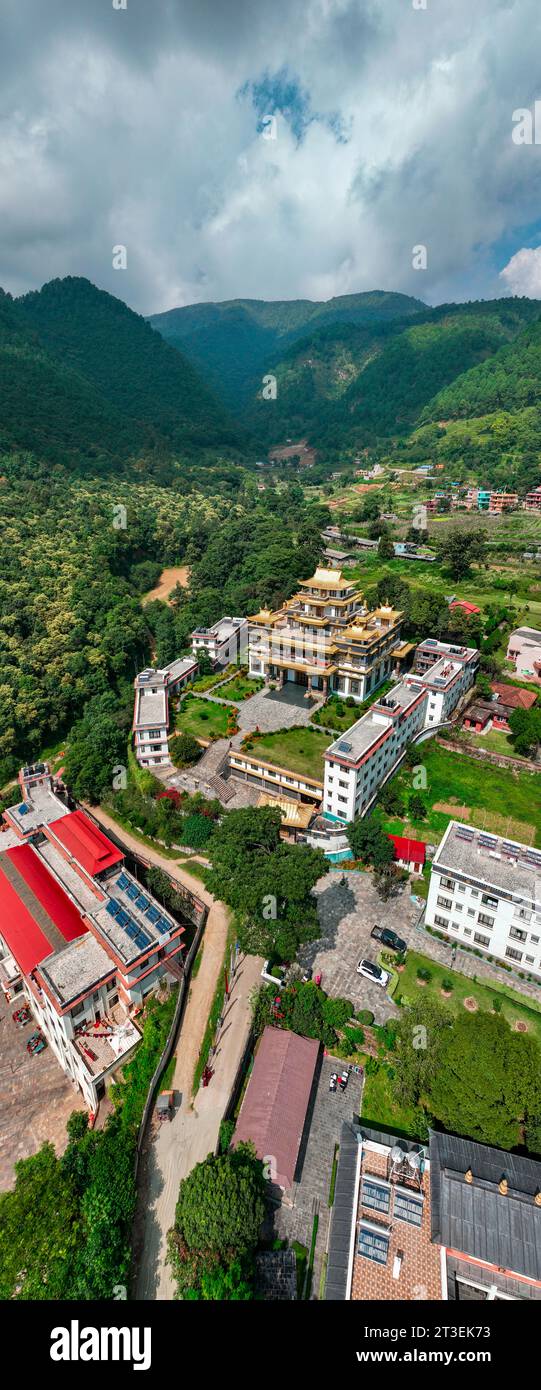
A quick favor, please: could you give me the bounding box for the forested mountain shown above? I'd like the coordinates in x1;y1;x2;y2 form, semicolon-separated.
0;278;242;470
148;290;425;408
241;298;541;455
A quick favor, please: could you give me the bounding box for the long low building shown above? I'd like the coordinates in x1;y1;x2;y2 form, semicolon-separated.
233;1026;320;1191
425;820;541;978
0;763;201;1108
133;655;198;767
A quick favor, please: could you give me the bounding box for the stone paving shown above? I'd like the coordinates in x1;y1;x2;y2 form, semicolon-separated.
0;999;86;1190
299;870;421;1022
270;1053;363;1298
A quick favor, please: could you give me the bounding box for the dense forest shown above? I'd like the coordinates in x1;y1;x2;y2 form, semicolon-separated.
148;289;424;408
0;278;243;470
0;454;328;781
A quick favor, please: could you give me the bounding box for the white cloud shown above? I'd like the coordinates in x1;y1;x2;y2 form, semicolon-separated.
1;0;541;312
500;247;541;298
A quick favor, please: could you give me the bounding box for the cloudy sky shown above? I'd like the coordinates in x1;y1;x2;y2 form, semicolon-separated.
1;0;541;314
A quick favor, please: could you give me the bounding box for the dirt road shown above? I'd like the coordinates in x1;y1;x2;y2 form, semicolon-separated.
88;807;262;1301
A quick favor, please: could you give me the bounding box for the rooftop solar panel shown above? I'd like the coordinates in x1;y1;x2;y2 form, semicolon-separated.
106;899;119;917
136;894;150;911
117;872;130;890
17;803;30;816
125;922;138;940
157;916;171;934
117;909;130;928
136;930;151;949
146;905;160;924
126;882;139;901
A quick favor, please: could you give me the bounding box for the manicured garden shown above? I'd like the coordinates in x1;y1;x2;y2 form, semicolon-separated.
241;726;329;781
218;672;264;701
391;948;541;1044
176;694;238;741
311;681;394;733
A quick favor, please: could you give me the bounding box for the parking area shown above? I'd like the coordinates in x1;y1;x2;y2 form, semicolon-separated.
271;1053;364;1297
0;1000;86;1191
298;870;422;1023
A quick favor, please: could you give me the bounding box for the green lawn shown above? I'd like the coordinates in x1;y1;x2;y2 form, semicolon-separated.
311;681;394;733
241;726;329;781
176;694;237;740
361;1063;427;1141
394;949;541;1044
383;738;541;846
460;728;519;758
218;673;264;701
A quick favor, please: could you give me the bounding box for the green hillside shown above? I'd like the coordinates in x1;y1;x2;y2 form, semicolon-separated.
0;278;242;470
241;297;541;467
148;290;425;407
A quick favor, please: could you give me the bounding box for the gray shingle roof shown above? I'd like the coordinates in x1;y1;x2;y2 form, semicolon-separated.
429;1130;541;1280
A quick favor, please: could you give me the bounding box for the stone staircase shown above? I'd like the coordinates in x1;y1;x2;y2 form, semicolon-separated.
208;774;236;803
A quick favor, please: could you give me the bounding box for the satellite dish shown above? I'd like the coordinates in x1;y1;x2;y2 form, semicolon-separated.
407;1151;422;1170
391;1145;405;1164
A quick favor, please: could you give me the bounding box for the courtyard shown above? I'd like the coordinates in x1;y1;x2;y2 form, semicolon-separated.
299;870;423;1023
0;1000;86;1190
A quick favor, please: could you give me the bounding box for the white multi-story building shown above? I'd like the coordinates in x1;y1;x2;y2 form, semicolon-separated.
191;616;248;668
133;655;197;766
0;765;198;1108
425;820;541;979
323;680;428;823
405;640;479;726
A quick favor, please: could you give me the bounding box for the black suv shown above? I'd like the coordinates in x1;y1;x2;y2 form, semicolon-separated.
370;925;407;954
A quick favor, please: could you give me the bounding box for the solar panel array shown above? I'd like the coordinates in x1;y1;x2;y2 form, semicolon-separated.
107;871;172;949
105;897;151;952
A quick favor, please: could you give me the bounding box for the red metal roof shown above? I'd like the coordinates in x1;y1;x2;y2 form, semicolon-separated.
233;1026;319;1189
48;810;124;877
388;834;426;865
449;600;481;615
0;844;86;975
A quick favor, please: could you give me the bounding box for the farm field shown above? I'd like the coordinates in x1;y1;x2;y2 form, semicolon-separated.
242;726;329;781
176;694;237;740
383;738;541;846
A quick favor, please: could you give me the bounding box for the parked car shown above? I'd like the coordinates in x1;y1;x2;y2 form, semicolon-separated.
370;925;407;954
356;959;390;988
12;1005;31;1027
26;1030;46;1054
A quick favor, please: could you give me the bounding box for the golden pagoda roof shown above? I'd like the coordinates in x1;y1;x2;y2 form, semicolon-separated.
247;607;280;625
298;566;353;590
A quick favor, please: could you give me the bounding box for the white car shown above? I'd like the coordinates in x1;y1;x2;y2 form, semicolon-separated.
356;958;390;989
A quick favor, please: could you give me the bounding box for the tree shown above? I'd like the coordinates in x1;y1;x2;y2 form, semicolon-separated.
429;1013;541;1150
184;1257;253;1301
169;732;201;768
408;792;427;820
347;815;395;867
373;862;405;900
378;780;403;815
378;533;395;560
206;807;327;957
437;528;487;580
0;1143;80;1300
171;1147;265;1262
392;997;453;1108
508;706;541;757
63;693;128;803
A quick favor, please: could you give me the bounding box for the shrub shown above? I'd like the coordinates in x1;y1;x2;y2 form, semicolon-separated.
356;1009;374;1026
441;977;454;994
417;966;432;983
169;733;201;768
365;1057;379;1076
492;996;503;1013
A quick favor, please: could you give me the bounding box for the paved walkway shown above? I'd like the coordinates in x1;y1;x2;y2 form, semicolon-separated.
134;949;263;1300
